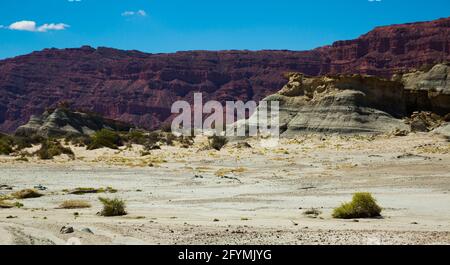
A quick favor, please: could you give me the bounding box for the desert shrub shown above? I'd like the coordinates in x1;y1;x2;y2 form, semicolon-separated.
125;130;147;145
12;189;43;199
332;192;382;219
65;134;92;147
11;135;45;151
164;133;176;146
87;129;123;150
148;132;161;143
1;201;25;209
59;200;91;209
179;136;194;148
98;197;127;216
0;138;13;155
35;139;74;160
208;135;228;151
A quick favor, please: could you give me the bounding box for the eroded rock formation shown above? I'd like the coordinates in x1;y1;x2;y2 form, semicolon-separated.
242;64;450;136
15;108;132;137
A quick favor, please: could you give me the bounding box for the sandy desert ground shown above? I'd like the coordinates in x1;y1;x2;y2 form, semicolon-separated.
0;133;450;245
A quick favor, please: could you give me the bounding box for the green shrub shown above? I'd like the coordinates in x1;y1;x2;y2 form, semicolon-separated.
12;135;45;151
35;140;74;160
65;134;92;147
126;130;147;145
332;192;382;219
0;138;13;155
88;129;123;150
208;135;228;151
98;197;127;216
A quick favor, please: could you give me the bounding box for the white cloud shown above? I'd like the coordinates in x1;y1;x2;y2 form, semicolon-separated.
7;20;69;32
68;0;82;2
122;9;147;17
137;10;147;16
122;11;136;16
37;23;70;32
9;20;37;31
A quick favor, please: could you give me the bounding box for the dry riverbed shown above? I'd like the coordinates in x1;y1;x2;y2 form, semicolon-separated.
0;133;450;245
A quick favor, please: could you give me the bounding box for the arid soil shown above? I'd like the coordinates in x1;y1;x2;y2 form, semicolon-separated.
1;133;450;245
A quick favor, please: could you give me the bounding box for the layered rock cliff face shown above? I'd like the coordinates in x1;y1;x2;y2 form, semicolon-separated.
401;64;450;115
0;17;449;132
260;74;409;136
246;64;450;136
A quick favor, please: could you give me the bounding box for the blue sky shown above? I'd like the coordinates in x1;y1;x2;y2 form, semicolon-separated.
0;0;449;59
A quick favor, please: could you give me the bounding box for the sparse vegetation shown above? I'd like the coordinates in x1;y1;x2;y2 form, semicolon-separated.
98;197;127;216
0;138;13;155
179;135;195;148
35;139;74;160
11;189;43;199
164;133;176;146
88;129;123;150
11;134;45;151
208;135;228;151
58;200;91;209
332;192;382;219
65;134;92;147
125;130;147;145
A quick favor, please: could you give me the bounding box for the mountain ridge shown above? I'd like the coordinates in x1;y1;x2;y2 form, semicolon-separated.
0;17;449;132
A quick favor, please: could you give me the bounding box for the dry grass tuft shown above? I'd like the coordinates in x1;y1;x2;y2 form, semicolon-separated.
11;189;43;199
58;200;91;209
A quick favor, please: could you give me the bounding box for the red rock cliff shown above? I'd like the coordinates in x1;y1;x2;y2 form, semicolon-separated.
0;17;449;132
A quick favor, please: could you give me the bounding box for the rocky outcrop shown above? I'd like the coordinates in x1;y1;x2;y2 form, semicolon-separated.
15;108;132;137
264;74;409;136
405;111;446;132
241;63;450;136
0;17;449;133
401;64;450;115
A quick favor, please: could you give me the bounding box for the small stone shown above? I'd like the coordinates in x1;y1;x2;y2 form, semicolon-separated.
0;184;13;190
33;184;48;191
81;228;94;234
60;226;74;234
